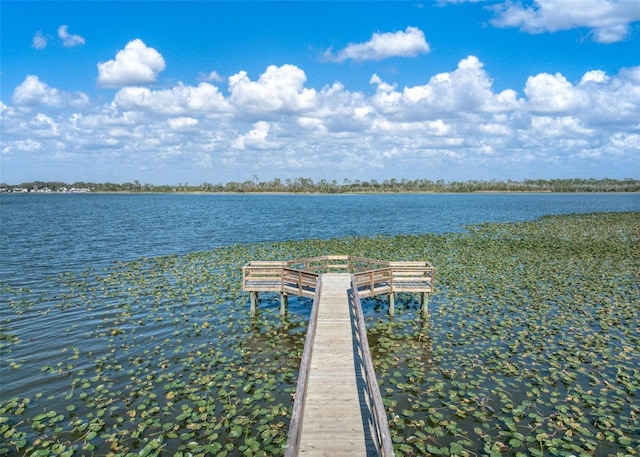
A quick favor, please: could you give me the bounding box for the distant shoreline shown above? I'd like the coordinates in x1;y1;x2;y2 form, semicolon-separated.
3;190;639;195
2;177;638;194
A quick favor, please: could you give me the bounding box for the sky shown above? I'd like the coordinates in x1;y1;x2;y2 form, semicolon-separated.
1;0;640;186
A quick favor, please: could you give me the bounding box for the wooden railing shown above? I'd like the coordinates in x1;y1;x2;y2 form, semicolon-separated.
354;267;393;297
281;268;319;298
242;256;434;316
350;275;395;457
285;255;351;273
243;256;434;299
284;277;323;457
388;261;435;292
284;255;395;275
242;261;287;292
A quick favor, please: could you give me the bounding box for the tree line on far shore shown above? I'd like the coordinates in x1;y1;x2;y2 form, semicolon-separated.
2;177;639;194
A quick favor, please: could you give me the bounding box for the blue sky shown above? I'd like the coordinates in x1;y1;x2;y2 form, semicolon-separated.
2;1;639;185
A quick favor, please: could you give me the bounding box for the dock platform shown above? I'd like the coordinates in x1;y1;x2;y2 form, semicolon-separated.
242;256;434;317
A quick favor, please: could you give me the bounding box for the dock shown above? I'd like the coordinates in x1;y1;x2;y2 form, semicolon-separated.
242;256;435;457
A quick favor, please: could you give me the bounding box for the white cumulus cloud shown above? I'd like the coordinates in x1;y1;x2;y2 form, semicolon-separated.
3;52;640;182
114;82;229;114
14;139;43;152
490;0;640;43
58;25;85;47
228;64;317;114
232;121;278;150
28;113;61;138
525;72;589;113
12;75;71;108
12;75;89;108
370;55;523;120
97;39;166;88
326;26;430;62
580;70;610;84
530;115;593;138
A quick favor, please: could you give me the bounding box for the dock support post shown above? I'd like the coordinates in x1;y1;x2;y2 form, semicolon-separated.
388;293;395;317
250;291;259;315
421;292;429;318
280;293;288;316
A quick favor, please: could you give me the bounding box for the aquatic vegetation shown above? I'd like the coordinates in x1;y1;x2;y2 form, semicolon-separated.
0;212;638;456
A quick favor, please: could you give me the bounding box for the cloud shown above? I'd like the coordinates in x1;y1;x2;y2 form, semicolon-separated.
3;56;639;181
114;82;230;114
58;25;85;47
524;72;589;113
325;26;430;62
32;31;48;49
97;39;166;88
232;121;278;150
228;64;317;114
12;75;89;109
530;115;593;138
168;117;199;130
201;70;225;83
14;139;43;152
580;70;610;84
369;55;522;119
490;0;640;43
28;113;61;138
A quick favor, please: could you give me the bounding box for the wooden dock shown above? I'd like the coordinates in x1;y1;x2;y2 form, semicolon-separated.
286;273;393;457
242;256;435;457
299;274;378;455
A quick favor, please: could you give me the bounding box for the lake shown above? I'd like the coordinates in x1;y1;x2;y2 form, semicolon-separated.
0;193;638;456
1;192;638;287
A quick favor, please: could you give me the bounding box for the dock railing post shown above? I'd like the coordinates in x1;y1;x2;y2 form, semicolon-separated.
389;293;395;317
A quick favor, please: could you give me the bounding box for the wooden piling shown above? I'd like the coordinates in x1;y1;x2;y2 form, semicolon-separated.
421;292;429;318
250;291;259;315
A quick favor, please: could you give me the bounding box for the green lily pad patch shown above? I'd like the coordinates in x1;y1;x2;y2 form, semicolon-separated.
1;212;638;456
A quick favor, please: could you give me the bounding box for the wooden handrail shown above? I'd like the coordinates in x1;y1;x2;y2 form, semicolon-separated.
281;267;319;298
354;267;393;297
242;257;434;298
350;275;395;457
284;277;323;457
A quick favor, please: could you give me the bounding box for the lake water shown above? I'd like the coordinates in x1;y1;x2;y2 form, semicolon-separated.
1;192;638;455
1;192;638;287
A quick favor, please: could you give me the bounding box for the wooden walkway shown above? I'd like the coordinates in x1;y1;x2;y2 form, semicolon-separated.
297;273;378;456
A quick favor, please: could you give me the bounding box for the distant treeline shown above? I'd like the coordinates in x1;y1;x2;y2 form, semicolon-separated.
2;177;639;194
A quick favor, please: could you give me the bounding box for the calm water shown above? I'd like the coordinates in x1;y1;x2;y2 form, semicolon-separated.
1;192;638;287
